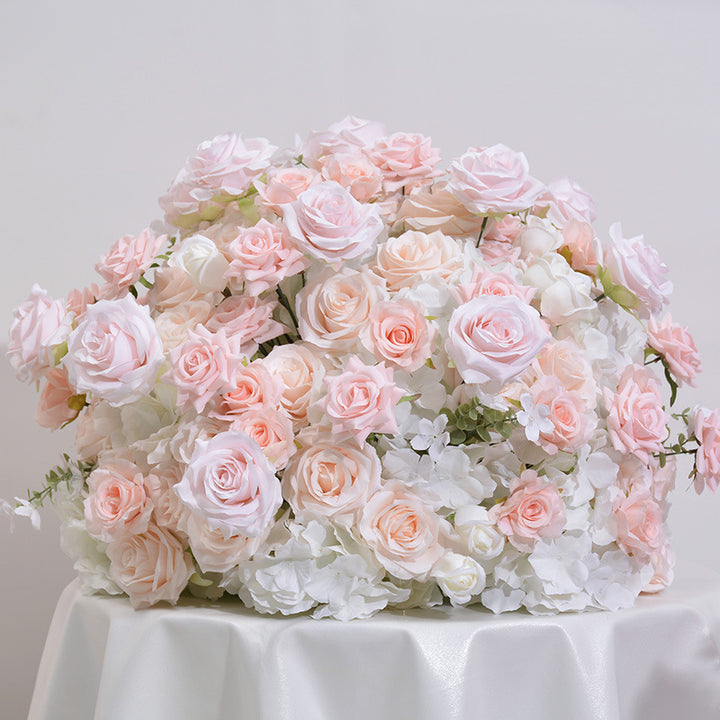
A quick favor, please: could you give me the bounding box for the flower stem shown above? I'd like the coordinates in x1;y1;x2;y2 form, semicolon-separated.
276;286;299;331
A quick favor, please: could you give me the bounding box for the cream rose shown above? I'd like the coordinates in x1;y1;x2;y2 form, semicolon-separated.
169;234;231;292
432;552;486;606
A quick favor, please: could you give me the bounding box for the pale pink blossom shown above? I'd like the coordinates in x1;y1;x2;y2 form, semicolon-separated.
361;299;436;371
603;365;667;464
614;485;664;562
175;429;282;538
480;215;523;265
164;326;240;412
95;229;165;295
446;295;550;388
302;116;386;165
63;295;164;406
536;178;596;227
648;314;702;387
282;437;382;526
282;181;383;264
447;144;545;214
319;356;404;445
154;300;214;351
561;219;601;274
106;523;194;609
229;407;296;469
144;464;192;538
359;483;444;581
225;219;309;294
254;166;321;212
369;132;442;192
455;266;535;305
34;368;80;430
211;360;282;422
692;407;720;493
147;265;212;312
74;401;110;461
488;470;565;552
84;458;153;542
66;283;100;321
7;284;71;384
320;151;383;203
373;230;462;291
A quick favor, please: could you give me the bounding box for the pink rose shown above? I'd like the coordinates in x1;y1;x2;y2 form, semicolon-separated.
154;300;214;350
320;152;383;203
160;133;277;226
614;485;664;562
282;181;383;264
560;219;602;274
691;407;720;493
373;230;462;291
63;295;164;406
446;295;550;388
164;325;240;413
455;266;535;305
296;267;387;353
211;360;282;422
95;228;166;295
447;144;545;214
144;464;192;538
35;368;81;430
254;166;321;212
605;223;672;316
301;115;386;165
319;357;404;445
603;365;667;464
488;470;565;552
369;132;442;192
175;430;282;538
106;523;194;609
7;284;71;384
264;343;326;428
282;437;382;525
229;407;296;470
205;295;286;357
648;314;702;387
480;215;523;265
66;283;100;322
359;483;444;581
225;219;309;294
84;458;153;542
361;299;436;372
536;178;596;227
74;401;110;461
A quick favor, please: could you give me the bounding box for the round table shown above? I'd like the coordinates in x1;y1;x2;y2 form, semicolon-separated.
28;565;720;720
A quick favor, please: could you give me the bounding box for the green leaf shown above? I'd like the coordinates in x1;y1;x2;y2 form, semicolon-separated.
51;341;69;366
450;429;466;445
606;284;641;310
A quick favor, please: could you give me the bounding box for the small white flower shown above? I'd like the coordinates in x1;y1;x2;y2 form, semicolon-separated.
410;415;449;460
2;497;42;531
516;393;554;443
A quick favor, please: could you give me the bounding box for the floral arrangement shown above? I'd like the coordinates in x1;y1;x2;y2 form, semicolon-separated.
4;116;719;619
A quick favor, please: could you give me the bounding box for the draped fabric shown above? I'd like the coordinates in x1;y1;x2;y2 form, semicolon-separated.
29;566;720;720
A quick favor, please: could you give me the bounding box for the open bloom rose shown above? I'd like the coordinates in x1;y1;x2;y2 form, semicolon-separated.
229;407;296;469
282;437;382;525
225;219;308;295
446;295;550;388
561;219;602;274
301;115;386;165
648;314;702;387
282;181;383;264
144;464;192;538
163;326;240;412
64;295;164;406
446;144;545;214
369;132;442;192
84;458;153;542
319;356;404;445
604;365;667;464
95;228;165;295
7;284;71;384
692;407;720;493
175;430;282;538
320;151;383;203
34;368;80;430
359;483;444;581
614;485;664;562
66;283;100;322
361;299;436;371
488;470;565;552
211;360;282;422
254;166;321;212
605;223;672;316
536;178;596;228
455;266;535;305
480;215;524;265
106;523;194;609
147;266;212;311
297;267;387;352
154;300;214;350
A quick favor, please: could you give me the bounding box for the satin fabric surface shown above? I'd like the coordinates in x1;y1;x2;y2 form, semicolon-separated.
28;565;720;720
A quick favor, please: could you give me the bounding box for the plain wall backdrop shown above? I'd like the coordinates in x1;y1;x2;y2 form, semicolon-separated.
2;1;720;717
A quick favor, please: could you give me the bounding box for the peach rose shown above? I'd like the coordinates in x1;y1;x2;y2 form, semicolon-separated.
106;523;194;608
154;300;214;350
282;437;382;525
320;357;404;445
296;267;387;352
692;407;720;493
373;230;462;291
84;458;153;542
320;151;383;203
282;181;383;264
75;401;111;461
455;266;535;305
603;365;667;464
35;368;81;430
254;166;321;212
362;299;435;372
614;485;664;562
536;178;596;228
147;265;211;312
648;314;702;387
211;360;282;422
144;464;192;538
369;132;442;192
561;219;602;274
488;470;565;552
359;483;444;581
95;228;165;295
229;407;296;469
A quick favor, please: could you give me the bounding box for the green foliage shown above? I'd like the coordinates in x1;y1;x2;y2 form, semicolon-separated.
597;265;641;311
26;454;95;509
440;398;517;446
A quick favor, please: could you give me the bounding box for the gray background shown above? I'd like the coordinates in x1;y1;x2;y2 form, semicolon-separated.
2;1;720;717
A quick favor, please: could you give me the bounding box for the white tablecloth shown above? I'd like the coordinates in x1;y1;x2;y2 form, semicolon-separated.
28;565;720;720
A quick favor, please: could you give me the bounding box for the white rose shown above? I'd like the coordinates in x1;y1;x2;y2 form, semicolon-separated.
169;234;230;292
454;505;505;560
517;217;563;260
432;551;486;606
